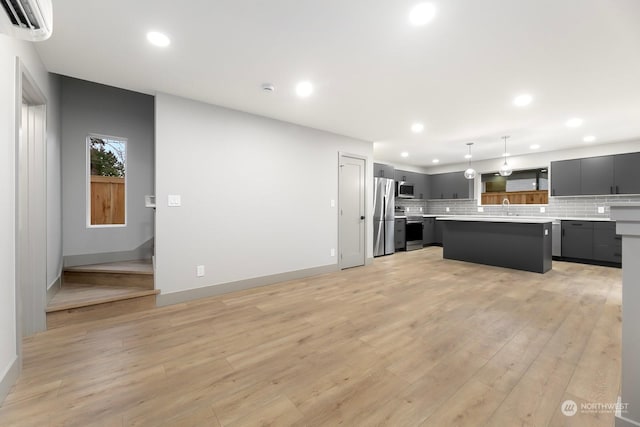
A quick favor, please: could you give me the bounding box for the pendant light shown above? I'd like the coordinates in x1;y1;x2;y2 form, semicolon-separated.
499;136;513;177
464;142;476;180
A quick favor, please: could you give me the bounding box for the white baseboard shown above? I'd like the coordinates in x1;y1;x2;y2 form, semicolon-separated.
156;263;339;306
0;357;20;406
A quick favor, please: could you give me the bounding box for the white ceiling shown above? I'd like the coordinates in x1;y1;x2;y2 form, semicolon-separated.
36;0;640;166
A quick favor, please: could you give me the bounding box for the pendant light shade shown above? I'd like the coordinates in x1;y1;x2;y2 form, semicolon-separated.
464;143;476;180
499;136;513;177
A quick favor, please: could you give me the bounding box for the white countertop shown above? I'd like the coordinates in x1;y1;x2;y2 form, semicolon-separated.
436;216;553;224
392;214;613;222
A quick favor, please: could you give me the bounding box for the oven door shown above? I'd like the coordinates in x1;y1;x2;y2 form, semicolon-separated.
405;221;423;250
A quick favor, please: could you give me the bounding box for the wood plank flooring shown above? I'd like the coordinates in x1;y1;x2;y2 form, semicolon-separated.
1;247;621;426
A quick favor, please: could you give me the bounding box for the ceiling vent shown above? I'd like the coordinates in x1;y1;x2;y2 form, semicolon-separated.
0;0;52;41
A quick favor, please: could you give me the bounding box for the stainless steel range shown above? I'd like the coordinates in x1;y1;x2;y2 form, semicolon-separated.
403;206;424;251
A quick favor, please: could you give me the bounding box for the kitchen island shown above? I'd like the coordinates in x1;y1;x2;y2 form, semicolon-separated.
438;216;553;273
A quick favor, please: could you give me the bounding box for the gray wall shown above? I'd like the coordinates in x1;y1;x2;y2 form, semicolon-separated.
61;77;154;263
155;93;373;297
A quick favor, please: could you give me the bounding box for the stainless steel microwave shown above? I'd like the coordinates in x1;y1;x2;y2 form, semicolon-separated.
396;181;415;198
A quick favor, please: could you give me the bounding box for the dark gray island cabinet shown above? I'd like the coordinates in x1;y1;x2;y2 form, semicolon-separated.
439;217;553;273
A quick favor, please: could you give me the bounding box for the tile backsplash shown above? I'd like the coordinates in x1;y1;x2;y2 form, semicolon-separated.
425;195;640;218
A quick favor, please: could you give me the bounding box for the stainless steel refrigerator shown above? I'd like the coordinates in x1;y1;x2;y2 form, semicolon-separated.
373;177;395;257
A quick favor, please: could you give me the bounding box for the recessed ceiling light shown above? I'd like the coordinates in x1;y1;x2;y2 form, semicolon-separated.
530;144;540;149
146;31;170;47
432;159;439;163
513;94;533;107
400;152;409;158
565;118;584;128
409;3;437;26
411;123;424;133
296;81;314;97
464;154;472;159
583;135;596;143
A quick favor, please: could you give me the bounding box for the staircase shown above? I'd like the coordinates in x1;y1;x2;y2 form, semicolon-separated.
46;260;159;329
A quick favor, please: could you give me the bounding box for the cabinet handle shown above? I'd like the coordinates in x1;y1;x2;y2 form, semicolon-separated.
616;185;619;194
381;170;384;177
562;229;565;237
610;186;614;194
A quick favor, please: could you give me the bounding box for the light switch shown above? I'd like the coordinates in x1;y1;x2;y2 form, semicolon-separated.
330;199;336;208
168;195;181;207
196;265;205;277
477;207;484;213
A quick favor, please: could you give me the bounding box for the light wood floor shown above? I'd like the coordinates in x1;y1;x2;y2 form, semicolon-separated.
1;247;621;426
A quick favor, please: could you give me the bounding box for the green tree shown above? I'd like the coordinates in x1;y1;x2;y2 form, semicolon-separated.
90;138;125;177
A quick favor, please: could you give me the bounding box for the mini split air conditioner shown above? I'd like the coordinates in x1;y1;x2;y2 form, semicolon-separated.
0;0;52;41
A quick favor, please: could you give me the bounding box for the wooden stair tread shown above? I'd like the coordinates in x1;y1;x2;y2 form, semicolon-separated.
47;286;159;312
64;259;153;275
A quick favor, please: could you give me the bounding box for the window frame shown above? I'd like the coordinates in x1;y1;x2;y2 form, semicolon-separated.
86;133;128;228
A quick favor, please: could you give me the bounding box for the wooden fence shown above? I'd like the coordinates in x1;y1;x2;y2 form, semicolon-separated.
91;175;125;225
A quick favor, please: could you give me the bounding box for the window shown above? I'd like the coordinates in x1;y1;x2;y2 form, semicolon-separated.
87;135;127;226
481;168;548;205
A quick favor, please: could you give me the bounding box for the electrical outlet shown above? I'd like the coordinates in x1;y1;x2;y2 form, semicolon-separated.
477;207;484;213
196;265;205;277
598;206;605;214
330;248;336;257
168;195;181;207
446;207;450;212
540;207;546;213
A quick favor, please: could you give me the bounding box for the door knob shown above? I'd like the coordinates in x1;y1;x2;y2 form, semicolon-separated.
360;216;365;220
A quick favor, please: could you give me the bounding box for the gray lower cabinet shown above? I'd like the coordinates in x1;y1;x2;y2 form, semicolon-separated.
561;221;594;259
614;152;640;194
561;220;621;263
423;217;435;245
430;172;472;199
394;218;406;250
551;159;581;196
434;219;443;245
593;222;622;263
374;162;394;179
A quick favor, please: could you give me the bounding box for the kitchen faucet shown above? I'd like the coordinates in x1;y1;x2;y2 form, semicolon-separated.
502;198;511;216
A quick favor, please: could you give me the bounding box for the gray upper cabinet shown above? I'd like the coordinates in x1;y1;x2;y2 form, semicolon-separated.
394;169;429;199
614;152;640;194
374;163;394;179
551;159;581;196
581;155;614;195
430;171;472;199
552;152;640;196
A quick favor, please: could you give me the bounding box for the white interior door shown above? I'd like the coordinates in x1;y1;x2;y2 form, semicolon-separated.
339;154;366;269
